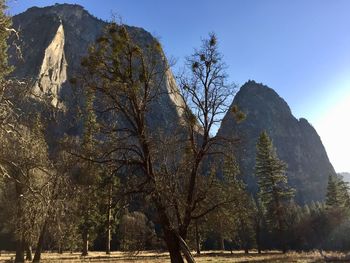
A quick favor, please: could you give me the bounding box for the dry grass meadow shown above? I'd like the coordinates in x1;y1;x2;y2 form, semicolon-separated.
0;250;345;263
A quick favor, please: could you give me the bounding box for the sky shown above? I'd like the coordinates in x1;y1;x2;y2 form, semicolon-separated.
7;0;350;173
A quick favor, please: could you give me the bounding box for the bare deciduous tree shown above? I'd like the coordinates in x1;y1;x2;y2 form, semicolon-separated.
77;21;244;262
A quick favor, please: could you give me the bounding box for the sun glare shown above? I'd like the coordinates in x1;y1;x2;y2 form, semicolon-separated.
314;92;350;173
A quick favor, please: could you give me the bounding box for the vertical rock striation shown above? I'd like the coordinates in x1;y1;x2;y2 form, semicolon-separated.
32;23;67;108
9;4;185;137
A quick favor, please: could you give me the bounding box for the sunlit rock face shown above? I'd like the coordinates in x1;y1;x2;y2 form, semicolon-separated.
32;23;67;108
217;80;336;204
166;69;185;118
9;4;185;135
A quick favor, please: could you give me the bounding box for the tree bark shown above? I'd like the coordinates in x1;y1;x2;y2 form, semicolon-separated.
82;230;89;256
58;242;63;254
15;182;24;263
15;239;25;263
163;229;185;263
152;194;194;263
106;183;113;254
33;219;48;263
219;235;225;251
195;220;200;255
57;218;63;254
26;244;33;261
178;233;196;263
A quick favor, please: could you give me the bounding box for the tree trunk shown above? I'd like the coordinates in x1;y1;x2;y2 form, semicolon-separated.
153;192;184;263
278;222;287;254
26;244;33;261
57;219;63;254
281;228;287;254
82;230;89;256
106;223;111;254
219;235;225;251
256;223;261;254
15;182;25;263
33;173;60;263
106;183;112;254
58;242;63;254
178;233;196;263
15;239;25;263
244;247;249;254
195;221;200;255
163;229;185;263
153;195;191;263
33;219;48;263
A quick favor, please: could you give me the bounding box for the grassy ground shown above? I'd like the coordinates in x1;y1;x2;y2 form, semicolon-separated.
0;250;341;262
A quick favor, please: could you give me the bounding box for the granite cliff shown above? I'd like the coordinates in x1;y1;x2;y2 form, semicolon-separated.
217;81;336;203
8;4;184;136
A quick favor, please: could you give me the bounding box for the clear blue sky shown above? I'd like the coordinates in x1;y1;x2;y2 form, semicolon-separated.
7;0;350;173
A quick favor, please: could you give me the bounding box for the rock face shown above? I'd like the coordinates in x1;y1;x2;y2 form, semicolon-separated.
217;80;336;203
32;23;67;108
9;4;184;135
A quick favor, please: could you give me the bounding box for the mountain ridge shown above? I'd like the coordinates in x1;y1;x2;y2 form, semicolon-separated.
9;4;184;136
8;4;336;204
217;80;336;203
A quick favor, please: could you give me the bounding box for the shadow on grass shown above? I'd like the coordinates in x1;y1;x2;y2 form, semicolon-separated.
194;252;326;263
195;251;283;257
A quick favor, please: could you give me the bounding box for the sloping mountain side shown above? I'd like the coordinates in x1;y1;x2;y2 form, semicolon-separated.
8;4;185;144
217;80;336;204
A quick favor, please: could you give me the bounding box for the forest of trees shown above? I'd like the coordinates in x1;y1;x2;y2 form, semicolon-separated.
0;1;350;263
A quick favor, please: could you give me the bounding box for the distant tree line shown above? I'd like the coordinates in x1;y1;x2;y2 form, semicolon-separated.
0;1;350;263
186;133;350;254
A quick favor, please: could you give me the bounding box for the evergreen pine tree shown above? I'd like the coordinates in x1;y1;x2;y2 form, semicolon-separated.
326;174;340;207
255;131;294;252
303;204;311;216
326;174;350;208
338;179;350;208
